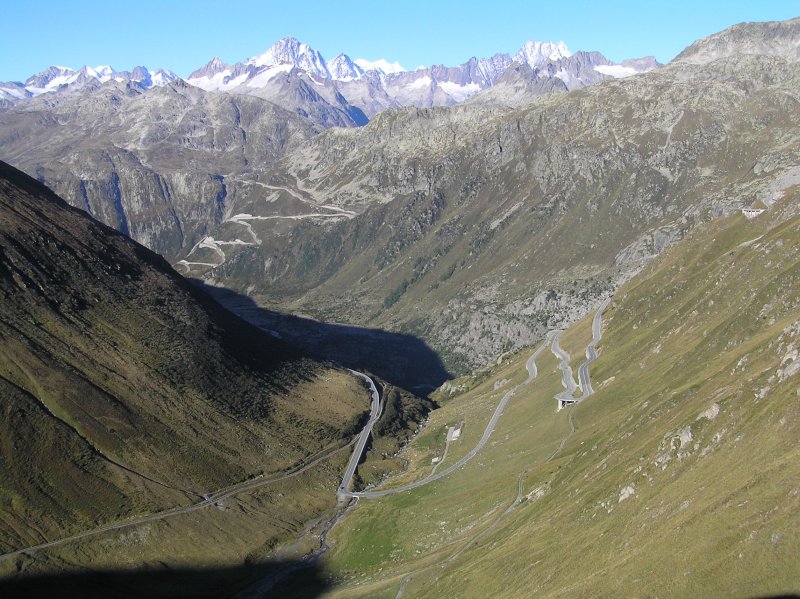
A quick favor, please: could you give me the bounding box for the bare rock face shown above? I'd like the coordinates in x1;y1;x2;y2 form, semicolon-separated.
675;17;800;64
468;62;568;107
0;80;320;259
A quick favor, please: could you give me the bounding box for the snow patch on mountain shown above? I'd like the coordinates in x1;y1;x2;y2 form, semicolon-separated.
189;71;231;91
439;80;481;101
354;58;407;75
594;64;640;78
245;64;293;87
150;69;179;86
407;76;432;90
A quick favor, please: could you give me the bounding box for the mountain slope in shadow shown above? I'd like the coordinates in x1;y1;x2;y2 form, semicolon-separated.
0;160;369;570
201;283;452;393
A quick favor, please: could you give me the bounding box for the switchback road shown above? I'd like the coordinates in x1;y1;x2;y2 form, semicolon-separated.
339;332;555;499
341;298;612;499
554;296;612;407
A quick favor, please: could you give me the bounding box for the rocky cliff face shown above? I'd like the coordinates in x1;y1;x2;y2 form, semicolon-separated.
0;80;320;259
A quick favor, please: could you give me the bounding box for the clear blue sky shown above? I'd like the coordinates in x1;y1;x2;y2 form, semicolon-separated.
1;0;797;81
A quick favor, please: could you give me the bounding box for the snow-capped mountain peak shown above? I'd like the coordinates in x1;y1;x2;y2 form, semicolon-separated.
149;69;179;87
91;65;115;79
189;57;229;80
327;53;365;81
514;40;571;68
247;36;330;78
15;63;175;97
24;65;76;90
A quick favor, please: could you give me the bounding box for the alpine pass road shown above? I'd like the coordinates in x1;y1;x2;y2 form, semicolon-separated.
551;330;579;406
339;331;555;500
337;370;382;501
577;296;613;396
340;297;612;500
554;296;613;406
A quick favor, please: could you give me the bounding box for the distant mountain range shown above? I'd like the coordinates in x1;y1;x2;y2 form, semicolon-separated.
0;65;178;105
0;37;659;116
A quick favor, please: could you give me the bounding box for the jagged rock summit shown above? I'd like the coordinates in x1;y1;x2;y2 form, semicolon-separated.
0;35;659;114
0;63;177;105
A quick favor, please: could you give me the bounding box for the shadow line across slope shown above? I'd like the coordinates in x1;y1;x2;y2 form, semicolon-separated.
198;282;452;392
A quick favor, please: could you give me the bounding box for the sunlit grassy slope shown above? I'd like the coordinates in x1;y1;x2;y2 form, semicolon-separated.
319;189;800;598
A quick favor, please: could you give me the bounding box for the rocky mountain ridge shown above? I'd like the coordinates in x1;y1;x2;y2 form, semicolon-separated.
1;36;658;117
675;15;800;64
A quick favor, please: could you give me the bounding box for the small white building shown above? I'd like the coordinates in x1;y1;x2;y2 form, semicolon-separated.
451;422;463;440
742;207;765;219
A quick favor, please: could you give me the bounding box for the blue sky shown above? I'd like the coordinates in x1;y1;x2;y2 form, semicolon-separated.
1;0;797;81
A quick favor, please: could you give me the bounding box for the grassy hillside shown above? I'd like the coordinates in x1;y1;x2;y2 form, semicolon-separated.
0;161;373;580
310;187;800;597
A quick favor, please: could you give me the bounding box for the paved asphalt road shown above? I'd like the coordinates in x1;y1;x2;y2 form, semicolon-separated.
551;331;579;404
337;370;382;501
576;296;613;397
342;297;613;500
340;333;555;500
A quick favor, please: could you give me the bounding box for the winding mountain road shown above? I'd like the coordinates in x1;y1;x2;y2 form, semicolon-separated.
337;370;382;502
340;298;612;500
577;296;613;396
551;331;579;406
339;332;556;500
554;296;612;407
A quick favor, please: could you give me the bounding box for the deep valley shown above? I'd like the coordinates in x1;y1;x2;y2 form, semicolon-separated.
1;14;799;599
